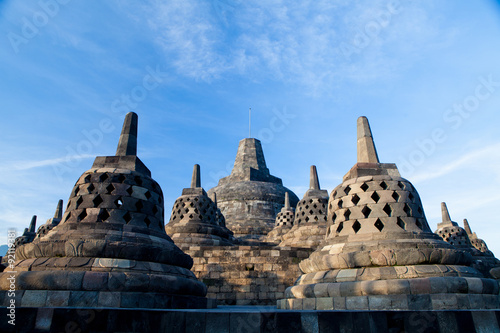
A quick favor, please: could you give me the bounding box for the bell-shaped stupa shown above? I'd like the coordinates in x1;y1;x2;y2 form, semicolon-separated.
13;216;37;247
266;192;295;244
278;116;499;310
34;200;63;239
463;218;494;256
279;166;329;249
435;202;475;249
0;113;212;309
207;138;299;244
165;164;234;248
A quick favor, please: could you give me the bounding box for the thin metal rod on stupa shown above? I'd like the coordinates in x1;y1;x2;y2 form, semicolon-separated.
28;215;37;233
249;108;252;138
357;116;380;163
116;112;138;156
310;165;320;190
54;200;63;219
441;202;452;222
191;164;201;188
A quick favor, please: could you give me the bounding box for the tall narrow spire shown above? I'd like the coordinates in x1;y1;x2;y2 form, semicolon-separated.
463;218;473;236
54;199;63;219
284;192;290;209
310;165;320;190
357;116;380;163
191;164;201;188
441;202;452;222
116;112;138;156
210;192;217;206
28;215;37;233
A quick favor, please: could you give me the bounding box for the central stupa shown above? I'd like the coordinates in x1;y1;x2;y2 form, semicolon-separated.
208;138;299;243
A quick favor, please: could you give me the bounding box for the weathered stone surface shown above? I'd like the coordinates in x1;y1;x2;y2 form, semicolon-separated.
0;113;212;309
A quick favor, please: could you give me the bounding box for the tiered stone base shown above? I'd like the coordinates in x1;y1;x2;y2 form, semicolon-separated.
265;226;292;244
182;245;313;305
279;222;327;249
279;265;500;310
0;290;215;309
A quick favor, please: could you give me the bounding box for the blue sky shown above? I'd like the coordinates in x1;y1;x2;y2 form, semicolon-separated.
1;1;500;255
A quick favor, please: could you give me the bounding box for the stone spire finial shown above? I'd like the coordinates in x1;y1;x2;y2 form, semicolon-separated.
54;199;63;219
284;192;290;209
28;215;37;233
210;192;217;206
463;219;473;236
357;116;380;163
310;165;320;190
191;164;201;188
115;112;138;156
441;202;452;222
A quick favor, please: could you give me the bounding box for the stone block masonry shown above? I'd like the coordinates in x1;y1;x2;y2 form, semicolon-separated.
182;245;313;306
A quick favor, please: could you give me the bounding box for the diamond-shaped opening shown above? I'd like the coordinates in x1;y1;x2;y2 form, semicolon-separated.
336;222;344;233
331;213;337;222
99;209;110;222
134;176;143;186
371;192;380;203
189;202;194;207
398;181;405;190
305;205;310;209
360;183;369;192
338;199;343;209
301;211;305;216
84;175;91;183
158;197;162;204
64;211;71;222
329;203;333;211
305;216;310;222
344;209;351;220
403;203;412;216
351;194;360;205
76;196;83;208
77;210;87;222
397;217;406;230
417;206;423;214
144;216;151;227
309;210;314;215
332;191;337;197
352;220;361;233
87;184;95;193
194;197;199;202
189;214;194;219
392;191;400;202
145;191;152;200
383;204;392;217
344;186;351;195
106;184;115;194
361;206;371;218
309;199;313;204
74;187;80;196
99;173;109;182
380;181;388;190
152;206;158;215
93;195;103;207
117;175;126;183
313;203;318;209
126;186;133;195
180;214;184;219
374;218;384;231
123;212;132;223
314;216;319;221
408;192;415;202
135;201;144;212
184;208;189;213
415;219;423;230
115;198;123;208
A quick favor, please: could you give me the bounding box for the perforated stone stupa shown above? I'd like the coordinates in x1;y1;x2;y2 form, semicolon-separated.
280;166;329;249
435;203;500;278
13;216;37;247
266;192;295;244
278;116;499;311
0;112;212;309
165;164;234;248
207;138;299;243
34;200;63;239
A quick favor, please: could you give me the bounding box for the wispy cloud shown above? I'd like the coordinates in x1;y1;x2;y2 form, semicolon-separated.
0;154;94;172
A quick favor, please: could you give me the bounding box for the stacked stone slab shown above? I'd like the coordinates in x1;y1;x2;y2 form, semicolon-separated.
280;166;329;249
165;164;234;248
0;112;212;309
266;192;295;244
207;138;299;244
278;116;499;310
13;216;37;247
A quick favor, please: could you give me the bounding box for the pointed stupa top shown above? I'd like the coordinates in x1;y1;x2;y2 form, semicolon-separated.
463;219;473;236
191;164;201;188
310;165;320;190
28;215;37;233
116;112;138;156
343;117;400;181
357;116;379;163
279;192;294;213
54;199;63;220
210;192;217;206
438;202;459;227
218;138;282;185
92;112;150;176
